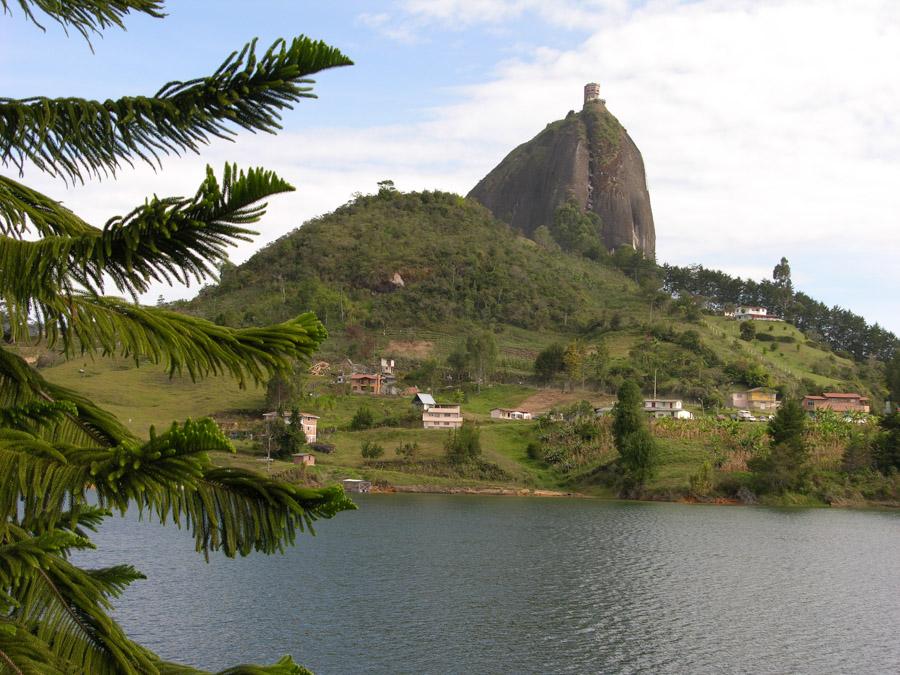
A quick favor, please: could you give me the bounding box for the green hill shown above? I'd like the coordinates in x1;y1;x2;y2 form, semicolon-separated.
28;187;895;506
177;188;883;404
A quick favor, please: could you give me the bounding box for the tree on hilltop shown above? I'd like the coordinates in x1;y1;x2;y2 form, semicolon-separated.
0;3;353;673
772;256;793;318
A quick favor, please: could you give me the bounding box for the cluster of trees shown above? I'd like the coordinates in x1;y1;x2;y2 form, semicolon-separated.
0;5;353;673
447;332;498;389
444;423;482;463
534;199;605;259
268;408;308;459
662;263;898;362
748;399;811;493
533;340;609;389
349;405;419;431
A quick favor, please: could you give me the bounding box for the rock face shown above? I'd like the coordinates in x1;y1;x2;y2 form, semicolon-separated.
468;101;655;257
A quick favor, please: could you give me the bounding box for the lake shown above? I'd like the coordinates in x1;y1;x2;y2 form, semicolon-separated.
77;495;900;674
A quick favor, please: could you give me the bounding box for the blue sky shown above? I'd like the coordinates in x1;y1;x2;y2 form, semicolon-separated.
2;1;899;334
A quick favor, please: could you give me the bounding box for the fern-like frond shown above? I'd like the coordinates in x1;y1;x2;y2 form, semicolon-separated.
1;416;353;559
0;617;68;674
33;297;327;387
0;347;134;447
0;36;352;181
3;524;154;674
0;400;75;434
79;419;355;557
0;174;93;238
1;0;164;40
0;429;88;528
0;165;292;302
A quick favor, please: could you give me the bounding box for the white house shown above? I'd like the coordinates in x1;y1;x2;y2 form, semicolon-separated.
726;306;782;322
643;399;694;420
423;404;463;429
490;408;533;420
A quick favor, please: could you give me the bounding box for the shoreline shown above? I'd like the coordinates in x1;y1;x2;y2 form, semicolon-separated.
371;484;582;498
365;483;899;509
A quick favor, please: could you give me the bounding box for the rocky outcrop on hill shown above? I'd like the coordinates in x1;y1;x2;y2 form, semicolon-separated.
468;100;655;257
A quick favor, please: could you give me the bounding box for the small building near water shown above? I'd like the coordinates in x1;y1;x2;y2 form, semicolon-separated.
341;478;372;493
292;453;316;466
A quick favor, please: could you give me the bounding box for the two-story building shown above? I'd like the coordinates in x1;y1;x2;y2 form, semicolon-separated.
730;388;779;411
802;393;870;414
423;404;464;429
726;306;782;321
643;399;694;420
350;373;382;395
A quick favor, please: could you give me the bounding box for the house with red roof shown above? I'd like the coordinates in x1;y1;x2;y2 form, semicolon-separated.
802;393;870;414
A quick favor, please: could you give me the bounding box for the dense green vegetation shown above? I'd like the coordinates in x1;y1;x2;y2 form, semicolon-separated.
663;263;898;362
181;188;891;408
188;188;647;333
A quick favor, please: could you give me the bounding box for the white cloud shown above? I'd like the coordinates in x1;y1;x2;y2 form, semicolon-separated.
399;0;629;30
15;0;900;335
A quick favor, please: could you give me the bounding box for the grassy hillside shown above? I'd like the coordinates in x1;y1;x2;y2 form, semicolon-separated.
35;354;265;437
21;187;893;506
176;188;882;404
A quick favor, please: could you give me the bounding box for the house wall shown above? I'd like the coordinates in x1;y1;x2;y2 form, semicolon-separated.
423;406;463;429
804;398;870;414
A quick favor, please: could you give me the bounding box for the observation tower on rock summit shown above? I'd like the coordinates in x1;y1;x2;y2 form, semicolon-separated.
583;82;604;106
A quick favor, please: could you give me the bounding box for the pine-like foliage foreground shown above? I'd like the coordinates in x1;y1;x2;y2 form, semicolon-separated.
1;4;354;673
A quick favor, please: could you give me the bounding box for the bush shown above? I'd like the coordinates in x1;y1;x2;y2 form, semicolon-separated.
350;405;375;431
534;343;566;382
526;441;543;460
395;441;420;461
360;440;385;460
842;435;873;473
689;460;714;497
445;423;482;463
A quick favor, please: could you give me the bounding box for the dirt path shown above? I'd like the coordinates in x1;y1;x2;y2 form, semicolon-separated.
518;389;614;414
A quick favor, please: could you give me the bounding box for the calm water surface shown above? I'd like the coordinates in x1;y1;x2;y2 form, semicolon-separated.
77;496;900;674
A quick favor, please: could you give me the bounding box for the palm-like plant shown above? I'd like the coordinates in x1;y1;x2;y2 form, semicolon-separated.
0;2;354;673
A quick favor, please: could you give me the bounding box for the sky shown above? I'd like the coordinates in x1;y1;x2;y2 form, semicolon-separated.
2;0;899;334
